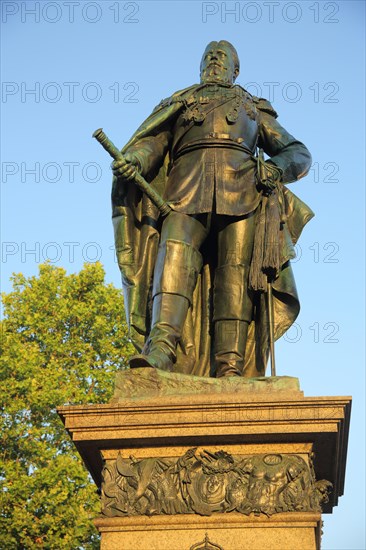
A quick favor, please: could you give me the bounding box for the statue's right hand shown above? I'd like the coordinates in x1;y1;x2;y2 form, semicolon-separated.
112;153;141;182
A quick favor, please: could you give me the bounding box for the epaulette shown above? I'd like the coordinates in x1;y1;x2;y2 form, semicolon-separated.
156;84;200;110
152;95;179;113
252;96;278;118
157;96;173;108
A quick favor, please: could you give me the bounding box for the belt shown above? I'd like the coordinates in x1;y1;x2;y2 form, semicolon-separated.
174;136;254;161
205;132;244;142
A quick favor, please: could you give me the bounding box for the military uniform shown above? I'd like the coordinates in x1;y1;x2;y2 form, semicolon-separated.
126;83;311;215
116;83;312;376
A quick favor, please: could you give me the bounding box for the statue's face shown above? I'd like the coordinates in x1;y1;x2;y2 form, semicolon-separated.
200;43;238;85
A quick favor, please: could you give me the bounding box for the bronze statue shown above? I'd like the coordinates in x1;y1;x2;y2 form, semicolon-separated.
108;40;313;378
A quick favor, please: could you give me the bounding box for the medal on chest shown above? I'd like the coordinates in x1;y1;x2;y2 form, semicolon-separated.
181;87;257;125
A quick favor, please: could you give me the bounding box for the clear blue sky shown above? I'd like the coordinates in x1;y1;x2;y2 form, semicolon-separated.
1;1;365;548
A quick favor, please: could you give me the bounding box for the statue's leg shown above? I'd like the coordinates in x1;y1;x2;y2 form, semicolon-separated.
213;212;256;378
129;212;208;371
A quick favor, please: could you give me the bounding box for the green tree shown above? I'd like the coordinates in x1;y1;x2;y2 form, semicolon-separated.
0;263;134;548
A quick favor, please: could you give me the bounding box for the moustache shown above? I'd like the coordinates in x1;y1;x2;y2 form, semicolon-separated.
206;62;227;71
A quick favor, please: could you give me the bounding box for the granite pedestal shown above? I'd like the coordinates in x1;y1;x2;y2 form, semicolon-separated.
58;369;351;550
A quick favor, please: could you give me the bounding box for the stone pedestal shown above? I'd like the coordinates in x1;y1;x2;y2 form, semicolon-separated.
58;369;351;550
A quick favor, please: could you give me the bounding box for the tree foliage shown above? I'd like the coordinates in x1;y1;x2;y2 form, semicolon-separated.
0;263;134;548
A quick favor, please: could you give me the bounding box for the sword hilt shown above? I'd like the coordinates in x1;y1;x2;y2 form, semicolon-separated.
92;128;124;162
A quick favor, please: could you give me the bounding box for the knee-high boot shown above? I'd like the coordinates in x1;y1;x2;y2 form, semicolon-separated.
129;239;202;371
214;319;250;377
130;293;190;371
213;264;253;378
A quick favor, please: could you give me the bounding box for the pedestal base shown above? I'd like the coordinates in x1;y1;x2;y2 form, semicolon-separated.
58;370;351;550
95;512;322;550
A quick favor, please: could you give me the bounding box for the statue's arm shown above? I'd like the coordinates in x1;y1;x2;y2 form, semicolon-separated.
257;109;312;184
124;130;172;182
114;86;198;183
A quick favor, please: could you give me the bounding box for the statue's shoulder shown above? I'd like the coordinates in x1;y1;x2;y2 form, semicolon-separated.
251;94;278;118
154;84;200;111
232;86;278;120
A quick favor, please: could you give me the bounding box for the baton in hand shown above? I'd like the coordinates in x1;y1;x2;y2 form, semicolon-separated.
92;128;171;217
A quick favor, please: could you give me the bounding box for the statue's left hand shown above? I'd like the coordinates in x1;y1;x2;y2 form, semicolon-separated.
261;161;283;192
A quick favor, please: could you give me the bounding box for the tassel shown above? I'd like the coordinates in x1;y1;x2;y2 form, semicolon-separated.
263;190;281;276
249;197;268;291
249;149;286;291
250;189;285;291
